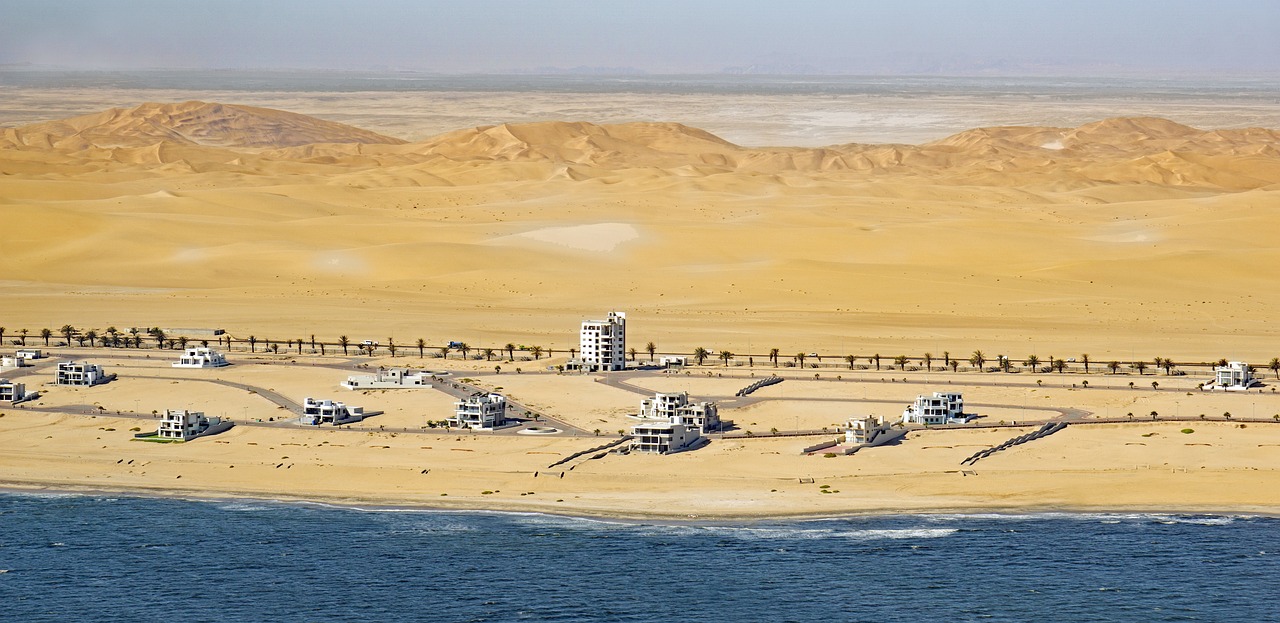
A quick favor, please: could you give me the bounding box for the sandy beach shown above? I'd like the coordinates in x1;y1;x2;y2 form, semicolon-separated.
2;347;1278;519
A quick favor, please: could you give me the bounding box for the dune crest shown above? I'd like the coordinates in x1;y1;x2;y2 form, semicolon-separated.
5;101;406;149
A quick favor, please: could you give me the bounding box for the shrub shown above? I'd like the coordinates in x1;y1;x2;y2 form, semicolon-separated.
1181;428;1194;434
823;453;837;458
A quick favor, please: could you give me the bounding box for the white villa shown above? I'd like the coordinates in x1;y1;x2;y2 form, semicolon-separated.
578;311;627;372
0;356;27;369
844;415;892;445
172;346;229;368
1212;361;1260;391
902;392;967;425
301;398;365;425
342;367;431;390
630;420;702;454
450;392;508;429
0;379;28;403
659;356;688;368
16;349;42;360
158;409;224;441
639;392;720;432
56;361;107;386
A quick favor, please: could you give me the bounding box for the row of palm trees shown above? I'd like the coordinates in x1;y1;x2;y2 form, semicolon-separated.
682;345;1280;379
5;324;1279;378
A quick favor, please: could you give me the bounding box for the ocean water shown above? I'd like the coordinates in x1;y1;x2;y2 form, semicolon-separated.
0;493;1275;623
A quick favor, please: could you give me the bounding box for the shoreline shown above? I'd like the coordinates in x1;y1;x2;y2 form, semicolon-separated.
3;480;1276;524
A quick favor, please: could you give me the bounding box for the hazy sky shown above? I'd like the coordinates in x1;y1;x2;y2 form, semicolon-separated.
4;0;1278;75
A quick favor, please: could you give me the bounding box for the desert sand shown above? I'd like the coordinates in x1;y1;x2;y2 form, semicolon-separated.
3;94;1280;517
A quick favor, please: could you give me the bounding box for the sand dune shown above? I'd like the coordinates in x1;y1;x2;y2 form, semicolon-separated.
3;101;405;150
2;102;1279;360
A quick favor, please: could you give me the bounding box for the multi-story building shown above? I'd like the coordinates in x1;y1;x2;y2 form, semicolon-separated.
639;392;720;432
301;398;365;425
579;311;626;372
450;392;508;429
172;346;229;368
844;415;891;445
342;367;431;390
55;361;107;386
901;392;966;425
630;420;701;454
1213;361;1260;391
158;409;224;441
0;379;28;403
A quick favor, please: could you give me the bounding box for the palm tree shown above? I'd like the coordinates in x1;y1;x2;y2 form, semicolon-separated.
1151;380;1159;390
1269;357;1280;379
295;338;303;354
1080;353;1091;374
923;352;933;372
769;348;780;367
152;329;166;349
439;346;451;360
106;326;118;347
86;330;99;348
693;347;710;366
969;350;986;371
1162;358;1176;376
178;336;189;350
719;350;733;366
530;345;543;360
646;341;657;362
459;342;471;360
1216;358;1229;368
949;359;960;373
388;342;398;358
844;354;857;370
1053;359;1067;373
1108;361;1120;374
339;335;350;355
569;348;577;361
1153;357;1165;373
894;355;908;370
999;355;1012;373
505;343;516;360
479;348;492;361
628;347;638;361
132;334;142;348
248;335;257;353
795;352;807;368
873;354;881;371
18;328;28;346
60;325;75;347
1025;354;1040;372
310;334;317;352
1134;360;1147;375
41;328;53;347
0;327;5;346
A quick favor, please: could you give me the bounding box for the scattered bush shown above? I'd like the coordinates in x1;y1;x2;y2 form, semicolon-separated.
1180;428;1194;434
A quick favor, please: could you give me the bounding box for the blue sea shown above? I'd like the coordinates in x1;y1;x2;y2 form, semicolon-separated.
0;493;1275;622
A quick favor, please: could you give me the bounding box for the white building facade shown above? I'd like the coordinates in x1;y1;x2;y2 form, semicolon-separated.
1213;361;1260;391
450;392;508;429
16;349;42;360
342;367;431;390
302;398;365;425
56;361;107;386
0;356;27;369
630;421;701;454
902;392;966;425
0;379;28;403
172;346;229;368
158;409;222;441
579;311;626;372
639;392;720;432
845;415;891;445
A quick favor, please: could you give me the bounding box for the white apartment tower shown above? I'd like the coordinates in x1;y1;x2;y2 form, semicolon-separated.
580;311;626;372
